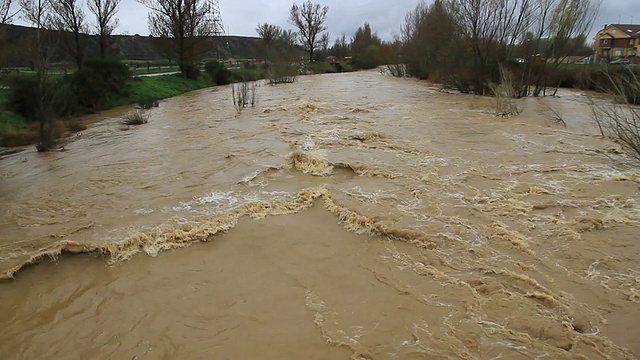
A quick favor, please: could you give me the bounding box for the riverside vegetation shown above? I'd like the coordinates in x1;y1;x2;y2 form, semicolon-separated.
0;59;340;148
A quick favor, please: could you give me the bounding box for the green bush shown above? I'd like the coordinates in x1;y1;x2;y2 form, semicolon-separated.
306;62;338;74
7;76;40;122
204;60;232;85
183;64;201;80
72;59;131;109
230;68;266;82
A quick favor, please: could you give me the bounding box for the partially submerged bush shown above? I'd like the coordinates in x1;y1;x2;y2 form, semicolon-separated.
381;64;407;78
305;61;337;74
268;62;297;84
489;65;521;118
232;81;257;114
590;70;640;160
122;111;149;125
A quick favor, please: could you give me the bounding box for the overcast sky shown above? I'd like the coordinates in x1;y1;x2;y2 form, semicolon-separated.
11;0;640;43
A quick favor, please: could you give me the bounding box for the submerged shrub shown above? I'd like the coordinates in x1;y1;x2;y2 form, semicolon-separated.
122;110;149;125
232;81;257;114
267;62;297;84
591;69;640;160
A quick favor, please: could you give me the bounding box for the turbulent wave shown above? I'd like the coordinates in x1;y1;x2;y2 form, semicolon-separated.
1;187;438;281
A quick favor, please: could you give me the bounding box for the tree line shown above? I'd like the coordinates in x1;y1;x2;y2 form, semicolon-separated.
258;0;598;96
401;0;599;95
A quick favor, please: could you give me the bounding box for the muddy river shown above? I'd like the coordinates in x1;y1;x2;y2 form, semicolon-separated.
0;71;638;359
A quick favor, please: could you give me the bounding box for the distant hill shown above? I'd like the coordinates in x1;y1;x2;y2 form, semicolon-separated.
0;24;266;67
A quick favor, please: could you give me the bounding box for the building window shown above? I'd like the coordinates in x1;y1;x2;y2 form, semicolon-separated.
615;49;623;56
612;29;617;34
631;39;635;45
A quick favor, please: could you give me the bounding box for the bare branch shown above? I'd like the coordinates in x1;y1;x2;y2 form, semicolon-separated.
50;0;87;68
136;0;222;78
288;0;328;62
19;0;52;29
1;0;18;24
87;0;120;59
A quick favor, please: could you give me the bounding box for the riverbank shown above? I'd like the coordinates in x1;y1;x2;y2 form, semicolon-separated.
0;74;213;148
2;72;242;149
0;63;353;149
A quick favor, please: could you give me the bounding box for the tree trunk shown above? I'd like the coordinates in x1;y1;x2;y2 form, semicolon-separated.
99;35;105;59
75;32;83;69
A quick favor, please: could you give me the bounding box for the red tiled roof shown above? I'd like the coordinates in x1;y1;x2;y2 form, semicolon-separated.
609;24;640;37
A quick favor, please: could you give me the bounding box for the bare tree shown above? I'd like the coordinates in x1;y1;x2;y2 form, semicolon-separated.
19;0;58;151
51;0;87;69
256;23;281;45
256;22;281;61
87;0;120;59
137;0;222;78
256;22;298;83
451;0;533;93
590;70;640;160
522;0;600;96
288;0;328;62
256;23;298;60
1;0;17;23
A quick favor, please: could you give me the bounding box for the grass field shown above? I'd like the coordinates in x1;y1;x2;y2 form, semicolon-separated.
107;73;211;108
0;89;37;147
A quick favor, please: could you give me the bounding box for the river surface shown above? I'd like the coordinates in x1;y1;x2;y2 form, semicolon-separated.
0;71;639;359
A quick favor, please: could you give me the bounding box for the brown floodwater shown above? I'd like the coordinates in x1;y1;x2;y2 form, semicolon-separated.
1;71;639;359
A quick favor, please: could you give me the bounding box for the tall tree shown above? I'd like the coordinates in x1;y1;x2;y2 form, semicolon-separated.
87;0;120;59
288;0;328;62
330;33;349;58
137;0;222;78
351;22;382;69
256;22;296;61
19;0;57;151
402;0;462;80
51;0;87;69
256;22;281;60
